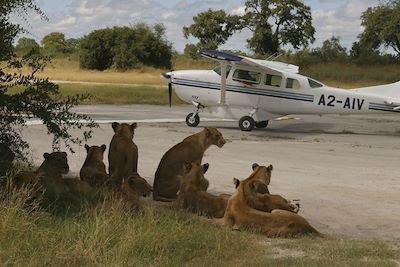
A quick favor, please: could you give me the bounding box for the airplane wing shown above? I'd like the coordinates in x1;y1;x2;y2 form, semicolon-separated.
200;50;299;75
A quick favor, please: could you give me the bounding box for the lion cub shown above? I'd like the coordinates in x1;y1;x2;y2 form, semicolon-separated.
153;128;225;202
80;144;109;187
220;174;320;237
108;122;139;188
176;161;228;218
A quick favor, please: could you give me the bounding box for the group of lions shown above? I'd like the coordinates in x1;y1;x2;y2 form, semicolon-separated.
10;122;320;237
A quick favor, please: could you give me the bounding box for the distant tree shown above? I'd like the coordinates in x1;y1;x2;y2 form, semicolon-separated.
314;36;348;62
358;0;400;56
183;9;242;50
1;0;96;174
65;38;80;53
41;32;67;54
80;24;172;70
243;0;315;55
184;44;200;59
14;37;40;56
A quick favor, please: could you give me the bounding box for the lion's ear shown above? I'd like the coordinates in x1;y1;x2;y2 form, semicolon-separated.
183;162;192;174
267;164;273;172
233;178;240;188
62;152;68;157
202;163;209;174
112;122;119;132
43;153;50;159
204;127;212;137
131;123;137;131
101;144;107;152
252;163;259;170
84;144;90;152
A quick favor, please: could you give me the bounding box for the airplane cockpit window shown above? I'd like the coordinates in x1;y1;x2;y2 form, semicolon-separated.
308;78;323;88
265;74;282;87
213;65;232;78
286;78;300;89
233;69;261;84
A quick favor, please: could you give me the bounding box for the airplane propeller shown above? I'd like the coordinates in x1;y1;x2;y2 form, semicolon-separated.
162;72;172;107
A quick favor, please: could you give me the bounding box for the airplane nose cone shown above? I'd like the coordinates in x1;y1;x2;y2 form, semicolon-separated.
162;72;172;80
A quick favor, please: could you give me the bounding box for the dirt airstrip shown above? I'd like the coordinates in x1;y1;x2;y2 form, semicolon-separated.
21;105;400;241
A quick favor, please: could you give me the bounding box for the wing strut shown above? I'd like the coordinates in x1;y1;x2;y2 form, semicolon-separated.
220;62;227;105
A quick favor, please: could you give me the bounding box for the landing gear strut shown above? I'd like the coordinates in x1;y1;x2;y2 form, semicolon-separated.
186;113;200;127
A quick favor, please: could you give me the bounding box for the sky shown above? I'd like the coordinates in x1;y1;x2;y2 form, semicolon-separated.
12;0;381;52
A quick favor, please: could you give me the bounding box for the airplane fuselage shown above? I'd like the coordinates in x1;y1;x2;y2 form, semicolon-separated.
170;69;400;122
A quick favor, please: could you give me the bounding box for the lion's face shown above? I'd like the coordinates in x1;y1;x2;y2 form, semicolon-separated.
124;173;152;197
43;152;69;174
180;161;209;191
205;127;226;148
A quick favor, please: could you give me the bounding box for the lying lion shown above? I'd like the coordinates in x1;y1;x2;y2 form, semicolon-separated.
176;161;228;218
116;172;153;211
242;163;299;213
220;174;320;237
36;152;94;203
153;128;225;202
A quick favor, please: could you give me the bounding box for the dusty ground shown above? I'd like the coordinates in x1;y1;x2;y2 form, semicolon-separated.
21;105;400;241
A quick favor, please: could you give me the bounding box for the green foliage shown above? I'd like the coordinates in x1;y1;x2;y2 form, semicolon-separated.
183;9;242;50
313;36;347;62
80;24;172;71
14;37;40;56
41;32;68;55
1;0;96;173
358;1;400;56
243;0;315;54
184;44;200;59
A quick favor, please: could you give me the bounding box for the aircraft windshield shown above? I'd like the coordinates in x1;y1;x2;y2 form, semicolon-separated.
308;78;324;88
213;65;231;78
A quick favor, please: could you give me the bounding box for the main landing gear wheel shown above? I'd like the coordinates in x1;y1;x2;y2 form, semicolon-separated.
186;113;200;127
239;116;255;131
255;120;269;128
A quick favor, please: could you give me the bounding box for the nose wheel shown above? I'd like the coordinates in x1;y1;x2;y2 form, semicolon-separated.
186;113;200;127
239;116;255;131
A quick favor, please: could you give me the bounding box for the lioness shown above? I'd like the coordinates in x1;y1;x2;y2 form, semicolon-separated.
117;172;153;211
220;176;320;237
37;152;93;202
243;163;299;213
153;127;225;201
80;144;109;187
176;161;228;218
108;122;138;188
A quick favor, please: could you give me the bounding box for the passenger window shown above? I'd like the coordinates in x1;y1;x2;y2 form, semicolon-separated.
213;65;232;78
286;78;300;89
233;69;261;84
265;74;282;87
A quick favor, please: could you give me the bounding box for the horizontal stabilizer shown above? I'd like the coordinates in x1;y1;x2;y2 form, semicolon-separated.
354;81;400;100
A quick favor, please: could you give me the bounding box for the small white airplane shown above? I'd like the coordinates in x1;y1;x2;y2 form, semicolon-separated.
163;50;400;131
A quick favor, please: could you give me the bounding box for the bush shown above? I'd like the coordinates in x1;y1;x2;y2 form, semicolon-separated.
80;24;172;71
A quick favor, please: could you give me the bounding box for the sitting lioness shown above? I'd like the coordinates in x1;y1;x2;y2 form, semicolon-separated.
80;144;109;187
117;172;153;211
176;161;228;218
153;128;225;201
220;176;320;237
108;122;138;188
244;163;299;213
36;152;93;202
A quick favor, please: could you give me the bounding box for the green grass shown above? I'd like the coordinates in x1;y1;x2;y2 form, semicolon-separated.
57;84;185;105
0;182;399;266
